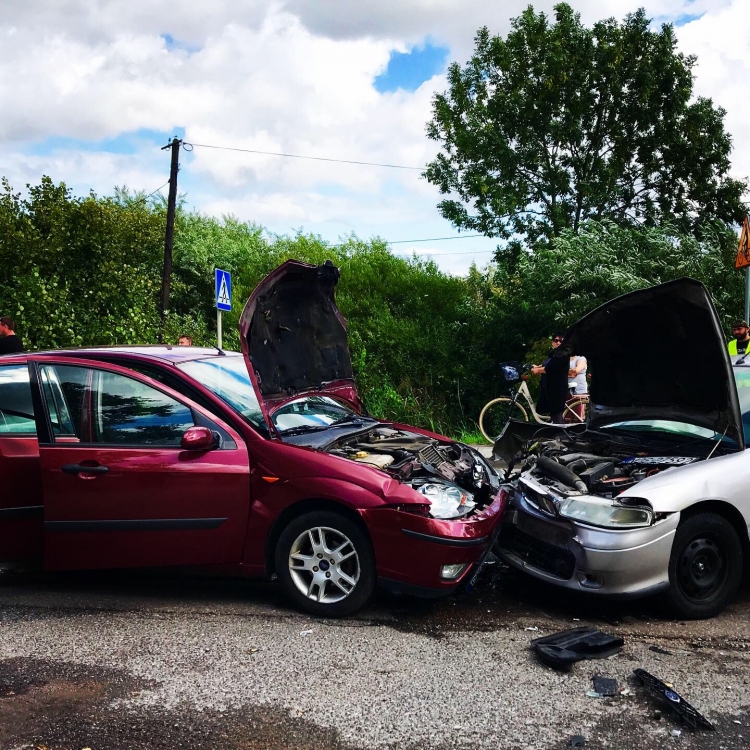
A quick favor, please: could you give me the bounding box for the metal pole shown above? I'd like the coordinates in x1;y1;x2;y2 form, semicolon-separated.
217;310;223;350
159;137;182;341
745;268;750;324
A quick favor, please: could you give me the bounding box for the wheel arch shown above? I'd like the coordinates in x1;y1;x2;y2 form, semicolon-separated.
264;498;372;577
678;500;750;562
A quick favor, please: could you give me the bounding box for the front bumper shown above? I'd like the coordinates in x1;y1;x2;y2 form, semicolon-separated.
496;489;678;597
361;487;509;596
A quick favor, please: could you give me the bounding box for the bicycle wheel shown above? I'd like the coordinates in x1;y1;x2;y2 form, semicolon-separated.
479;398;529;442
563;396;589;424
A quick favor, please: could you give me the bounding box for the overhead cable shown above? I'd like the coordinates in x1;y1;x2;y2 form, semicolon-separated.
184;141;424;171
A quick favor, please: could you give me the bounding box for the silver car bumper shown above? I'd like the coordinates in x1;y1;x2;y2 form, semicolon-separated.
497;490;679;597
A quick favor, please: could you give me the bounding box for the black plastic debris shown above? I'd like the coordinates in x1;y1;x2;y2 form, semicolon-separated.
633;669;715;730
593;675;619;697
649;645;673;655
530;627;624;670
569;735;586;747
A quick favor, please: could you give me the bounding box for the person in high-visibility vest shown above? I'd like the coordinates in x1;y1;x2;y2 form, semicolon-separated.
728;320;750;356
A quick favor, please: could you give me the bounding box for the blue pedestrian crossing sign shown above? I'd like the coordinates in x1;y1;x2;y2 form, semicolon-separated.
215;269;232;311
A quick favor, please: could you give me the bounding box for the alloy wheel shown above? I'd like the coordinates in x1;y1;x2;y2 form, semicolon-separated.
288;526;361;604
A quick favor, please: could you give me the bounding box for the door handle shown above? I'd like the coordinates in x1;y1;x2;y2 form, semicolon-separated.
61;464;109;475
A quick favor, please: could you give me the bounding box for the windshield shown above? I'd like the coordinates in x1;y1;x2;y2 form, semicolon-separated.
603;420;727;441
272;396;355;434
177;356;268;435
734;367;750;444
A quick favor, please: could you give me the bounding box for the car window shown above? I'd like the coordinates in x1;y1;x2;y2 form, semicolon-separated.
272;396;354;433
0;364;36;435
733;368;750;444
41;364;196;446
177;356;268;435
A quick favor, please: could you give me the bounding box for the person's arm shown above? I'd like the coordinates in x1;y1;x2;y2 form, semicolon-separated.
531;364;545;375
568;357;586;378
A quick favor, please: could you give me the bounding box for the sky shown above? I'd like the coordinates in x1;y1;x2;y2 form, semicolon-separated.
1;0;748;276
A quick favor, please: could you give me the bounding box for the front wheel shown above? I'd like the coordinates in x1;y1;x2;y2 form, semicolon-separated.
663;512;743;620
275;511;376;617
479;398;529;443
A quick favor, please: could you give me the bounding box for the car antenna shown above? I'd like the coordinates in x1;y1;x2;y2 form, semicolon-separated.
736;353;748;366
215;347;227;356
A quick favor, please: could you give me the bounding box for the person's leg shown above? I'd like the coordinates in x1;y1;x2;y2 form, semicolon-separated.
551;410;564;424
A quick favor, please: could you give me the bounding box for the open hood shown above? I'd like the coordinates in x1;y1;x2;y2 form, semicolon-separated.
239;260;360;420
561;277;743;447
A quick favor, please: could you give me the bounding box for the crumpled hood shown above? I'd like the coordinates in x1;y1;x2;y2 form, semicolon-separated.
562;277;743;447
239;260;360;420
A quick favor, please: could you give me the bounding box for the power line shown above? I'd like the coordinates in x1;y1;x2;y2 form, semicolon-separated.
184;141;424;171
388;234;485;244
145;180;170;199
392;248;497;257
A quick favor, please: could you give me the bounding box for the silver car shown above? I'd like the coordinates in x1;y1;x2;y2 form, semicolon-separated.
496;278;750;619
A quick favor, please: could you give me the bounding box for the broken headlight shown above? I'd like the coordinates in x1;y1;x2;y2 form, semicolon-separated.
559;495;653;529
416;482;476;520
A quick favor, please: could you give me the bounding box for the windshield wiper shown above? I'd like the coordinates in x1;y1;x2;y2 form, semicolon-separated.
277;424;331;436
331;414;373;427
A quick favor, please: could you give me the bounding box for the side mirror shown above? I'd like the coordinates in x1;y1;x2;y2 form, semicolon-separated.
181;426;218;451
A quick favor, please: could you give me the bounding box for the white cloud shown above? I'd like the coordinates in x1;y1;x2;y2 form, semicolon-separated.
0;0;746;277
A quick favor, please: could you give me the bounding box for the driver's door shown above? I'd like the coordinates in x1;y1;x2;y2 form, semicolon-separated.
29;357;251;571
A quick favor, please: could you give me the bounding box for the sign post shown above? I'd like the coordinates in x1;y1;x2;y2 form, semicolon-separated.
215;268;232;349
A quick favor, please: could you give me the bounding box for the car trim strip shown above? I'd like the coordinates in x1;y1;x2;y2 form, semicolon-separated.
44;517;228;533
401;529;489;547
0;505;44;520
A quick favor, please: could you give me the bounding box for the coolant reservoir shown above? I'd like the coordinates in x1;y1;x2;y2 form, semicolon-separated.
353;453;394;469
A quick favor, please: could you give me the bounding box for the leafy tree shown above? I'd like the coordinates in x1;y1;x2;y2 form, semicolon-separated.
425;3;748;247
492;219;744;355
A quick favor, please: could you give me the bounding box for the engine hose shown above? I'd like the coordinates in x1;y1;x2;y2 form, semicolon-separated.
537;456;588;493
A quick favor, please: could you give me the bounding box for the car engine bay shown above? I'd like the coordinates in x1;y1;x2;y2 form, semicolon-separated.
327;425;500;519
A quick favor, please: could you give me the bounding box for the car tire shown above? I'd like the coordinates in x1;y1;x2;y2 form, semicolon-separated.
274;510;376;618
664;512;743;620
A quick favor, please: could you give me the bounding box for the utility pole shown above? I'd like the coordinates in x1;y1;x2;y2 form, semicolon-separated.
159;137;182;341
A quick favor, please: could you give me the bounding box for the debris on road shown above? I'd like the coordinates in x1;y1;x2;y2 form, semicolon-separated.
633;669;715;730
569;735;586;747
649;645;673;655
670;729;682;738
299;629;314;636
524;626;539;631
593;675;618;697
530;627;624;670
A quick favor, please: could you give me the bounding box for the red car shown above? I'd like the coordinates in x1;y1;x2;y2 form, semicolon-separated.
1;260;508;616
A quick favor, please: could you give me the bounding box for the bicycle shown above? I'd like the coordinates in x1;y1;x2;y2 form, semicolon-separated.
478;364;589;443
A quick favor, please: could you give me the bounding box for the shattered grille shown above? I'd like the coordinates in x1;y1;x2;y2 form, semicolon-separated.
498;526;575;580
418;444;448;467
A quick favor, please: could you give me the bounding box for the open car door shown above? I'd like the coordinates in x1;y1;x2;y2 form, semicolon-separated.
28;356;252;571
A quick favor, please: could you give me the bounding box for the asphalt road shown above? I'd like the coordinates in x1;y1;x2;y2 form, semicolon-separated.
1;560;749;750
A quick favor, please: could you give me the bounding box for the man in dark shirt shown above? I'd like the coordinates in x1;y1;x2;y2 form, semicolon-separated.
532;332;570;424
0;317;24;355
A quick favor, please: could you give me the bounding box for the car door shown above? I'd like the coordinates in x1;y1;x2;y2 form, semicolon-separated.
28;356;252;571
0;361;43;562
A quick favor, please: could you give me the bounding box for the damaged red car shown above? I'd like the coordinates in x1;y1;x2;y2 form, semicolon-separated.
1;260;507;616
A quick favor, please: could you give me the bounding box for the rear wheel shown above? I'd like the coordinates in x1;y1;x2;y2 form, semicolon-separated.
479;398;529;443
275;511;376;617
664;512;743;620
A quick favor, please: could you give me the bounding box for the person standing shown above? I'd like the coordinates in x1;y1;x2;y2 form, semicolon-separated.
0;317;23;355
728;320;750;356
567;354;588;420
178;335;193;346
531;333;569;424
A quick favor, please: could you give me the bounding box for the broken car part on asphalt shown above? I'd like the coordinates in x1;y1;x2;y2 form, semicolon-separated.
530;627;624;670
633;668;715;730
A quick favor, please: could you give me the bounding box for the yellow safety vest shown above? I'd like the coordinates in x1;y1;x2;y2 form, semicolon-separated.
728;339;750;356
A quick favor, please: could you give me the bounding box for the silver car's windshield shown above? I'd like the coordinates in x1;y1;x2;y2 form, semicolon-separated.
733;367;750;443
178;356;268;435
